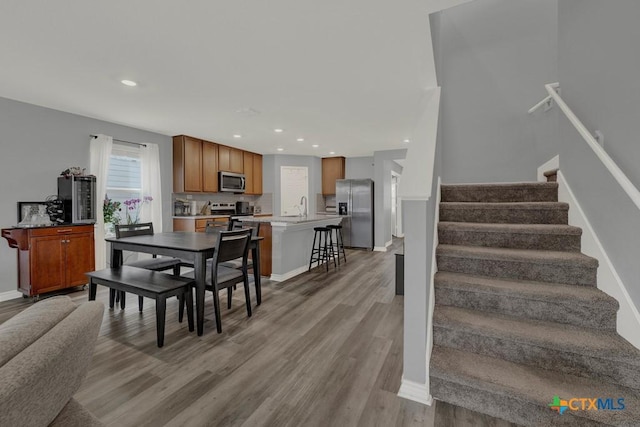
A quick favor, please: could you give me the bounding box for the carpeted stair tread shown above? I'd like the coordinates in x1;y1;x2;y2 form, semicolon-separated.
431;346;640;426
441;182;559;203
438;222;582;251
433;305;640;361
439;222;581;236
437;244;597;268
440;202;569;224
434;272;618;329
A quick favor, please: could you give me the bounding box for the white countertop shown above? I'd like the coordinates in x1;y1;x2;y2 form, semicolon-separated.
172;214;231;220
237;214;343;224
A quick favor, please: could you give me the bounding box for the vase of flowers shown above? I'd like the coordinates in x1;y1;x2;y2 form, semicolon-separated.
123;196;153;224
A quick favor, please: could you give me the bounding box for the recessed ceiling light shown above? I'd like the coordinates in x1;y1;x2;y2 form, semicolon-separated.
403;139;411;143
121;79;137;87
233;134;242;138
329;151;335;155
274;128;284;133
277;148;284;151
312;144;319;148
297;138;304;142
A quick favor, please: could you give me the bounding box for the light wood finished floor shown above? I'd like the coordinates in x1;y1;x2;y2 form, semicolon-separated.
0;238;519;427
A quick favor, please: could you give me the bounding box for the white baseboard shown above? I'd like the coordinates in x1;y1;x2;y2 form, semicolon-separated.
557;170;640;349
0;290;23;302
373;246;387;252
269;265;309;282
398;377;433;406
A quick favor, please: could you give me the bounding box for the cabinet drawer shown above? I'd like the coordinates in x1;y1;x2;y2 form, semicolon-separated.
195;219;209;229
30;225;94;237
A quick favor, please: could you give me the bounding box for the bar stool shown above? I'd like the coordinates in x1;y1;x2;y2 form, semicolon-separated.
308;227;336;271
327;224;347;265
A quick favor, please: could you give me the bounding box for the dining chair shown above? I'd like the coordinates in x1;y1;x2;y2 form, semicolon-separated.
178;220;231;270
114;222;183;310
221;220;260;271
181;228;252;333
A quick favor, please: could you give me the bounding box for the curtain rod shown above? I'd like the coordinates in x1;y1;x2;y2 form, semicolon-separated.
90;134;147;147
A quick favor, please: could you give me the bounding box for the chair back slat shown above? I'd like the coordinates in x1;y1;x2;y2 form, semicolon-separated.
205;221;231;233
215;229;251;263
115;222;154;238
230;220;261;237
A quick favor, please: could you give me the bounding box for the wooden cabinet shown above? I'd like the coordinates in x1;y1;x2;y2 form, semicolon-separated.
174;136;220;193
218;145;244;173
174;134;261;194
322;156;346;195
202;141;219;192
1;225;95;297
258;223;271;276
243;152;263;195
174;135;203;192
173;217;230;233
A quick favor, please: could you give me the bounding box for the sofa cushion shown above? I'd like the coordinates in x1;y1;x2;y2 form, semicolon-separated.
0;296;77;367
0;298;104;427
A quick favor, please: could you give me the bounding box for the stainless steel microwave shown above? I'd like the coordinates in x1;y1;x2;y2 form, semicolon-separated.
219;171;246;193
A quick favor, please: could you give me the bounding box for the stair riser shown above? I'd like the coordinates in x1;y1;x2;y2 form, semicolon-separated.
439;207;568;224
434;286;617;330
436;255;597;286
430;377;600;427
433;327;640;391
441;186;558;203
438;229;581;251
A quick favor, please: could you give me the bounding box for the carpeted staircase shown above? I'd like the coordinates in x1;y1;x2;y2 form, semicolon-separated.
430;182;640;426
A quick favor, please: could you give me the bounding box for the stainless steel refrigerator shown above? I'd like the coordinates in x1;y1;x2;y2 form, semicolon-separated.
336;179;374;250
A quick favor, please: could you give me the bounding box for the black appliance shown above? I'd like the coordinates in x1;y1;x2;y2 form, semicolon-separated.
219;171;246;193
57;175;97;224
235;201;253;215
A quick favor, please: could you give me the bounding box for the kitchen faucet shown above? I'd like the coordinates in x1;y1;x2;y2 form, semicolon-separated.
300;195;308;217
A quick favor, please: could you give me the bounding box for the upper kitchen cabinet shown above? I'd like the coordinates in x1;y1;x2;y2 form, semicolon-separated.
243;152;263;195
219;145;244;173
202;140;219;192
322;156;345;195
173;135;203;192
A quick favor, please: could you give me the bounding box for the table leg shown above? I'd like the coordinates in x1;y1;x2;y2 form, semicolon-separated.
89;279;97;301
194;254;206;336
252;244;262;305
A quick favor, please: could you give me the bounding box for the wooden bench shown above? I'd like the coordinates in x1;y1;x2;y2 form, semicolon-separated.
86;266;194;347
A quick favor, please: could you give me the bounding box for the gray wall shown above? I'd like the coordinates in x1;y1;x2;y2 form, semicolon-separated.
346;156;374;179
0;96;173;294
373;149;406;249
262;154;322;216
434;0;559;183
557;0;640;308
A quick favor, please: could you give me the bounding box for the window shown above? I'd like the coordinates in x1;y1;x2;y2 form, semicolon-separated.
105;143;142;218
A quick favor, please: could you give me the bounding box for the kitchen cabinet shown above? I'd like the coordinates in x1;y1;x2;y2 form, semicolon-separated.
243;152;263;195
173;216;229;233
202;141;219;192
1;225;95;297
173;135;203;192
218;145;244;173
322;156;346;195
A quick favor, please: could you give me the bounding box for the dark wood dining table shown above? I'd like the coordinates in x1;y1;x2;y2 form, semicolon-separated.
106;231;262;336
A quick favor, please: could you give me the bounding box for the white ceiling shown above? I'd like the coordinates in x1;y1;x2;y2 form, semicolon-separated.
0;1;435;157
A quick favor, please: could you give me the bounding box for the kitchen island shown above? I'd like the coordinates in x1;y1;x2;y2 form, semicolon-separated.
237;215;343;281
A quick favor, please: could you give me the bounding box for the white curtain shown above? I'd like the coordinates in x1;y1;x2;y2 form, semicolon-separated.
140;143;163;232
89;134;113;270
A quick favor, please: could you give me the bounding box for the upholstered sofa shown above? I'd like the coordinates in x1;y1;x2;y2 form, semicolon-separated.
0;296;104;426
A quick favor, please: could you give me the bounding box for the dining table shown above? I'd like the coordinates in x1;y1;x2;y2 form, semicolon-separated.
106;231;262;336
